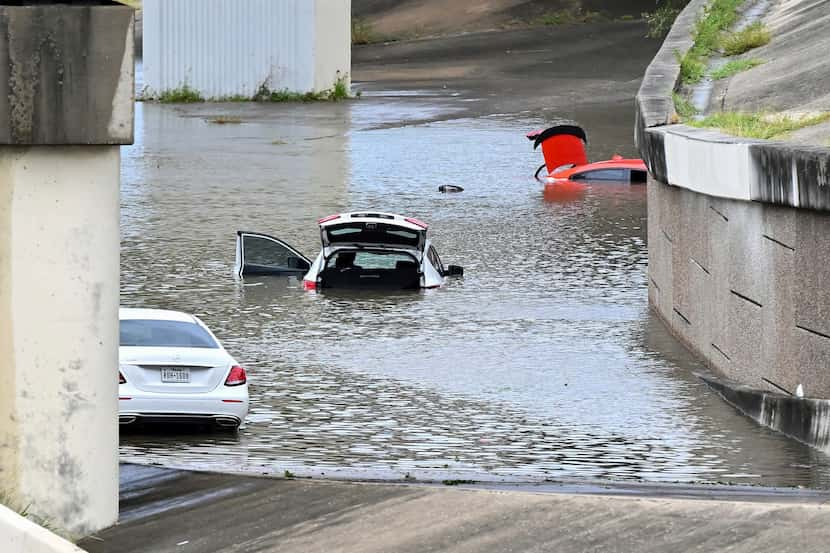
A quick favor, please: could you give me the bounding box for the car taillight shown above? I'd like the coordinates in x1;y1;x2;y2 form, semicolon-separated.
317;214;340;224
225;365;247;386
119;371;126;384
302;279;317;290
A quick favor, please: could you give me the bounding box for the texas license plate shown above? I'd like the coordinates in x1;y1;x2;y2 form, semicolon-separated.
161;367;190;383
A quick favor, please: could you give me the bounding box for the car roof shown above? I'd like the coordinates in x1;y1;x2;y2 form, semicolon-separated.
119;307;199;323
318;211;428;231
553;158;647;178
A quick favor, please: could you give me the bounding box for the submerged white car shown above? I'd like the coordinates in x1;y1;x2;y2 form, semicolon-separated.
235;212;463;290
118;308;249;430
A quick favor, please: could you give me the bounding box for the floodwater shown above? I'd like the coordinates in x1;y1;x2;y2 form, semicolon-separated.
119;94;830;488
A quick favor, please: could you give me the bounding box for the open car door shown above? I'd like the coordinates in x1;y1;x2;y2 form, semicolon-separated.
527;124;588;177
235;231;311;277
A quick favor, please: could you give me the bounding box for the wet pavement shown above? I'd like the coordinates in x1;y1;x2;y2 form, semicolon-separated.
119;24;830;489
79;464;830;553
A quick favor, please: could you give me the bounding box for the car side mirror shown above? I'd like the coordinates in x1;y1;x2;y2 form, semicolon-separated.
445;265;464;277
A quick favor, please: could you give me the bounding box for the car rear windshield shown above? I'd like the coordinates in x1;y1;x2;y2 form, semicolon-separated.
120;319;219;348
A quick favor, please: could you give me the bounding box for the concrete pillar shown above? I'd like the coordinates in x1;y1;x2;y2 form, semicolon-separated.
0;4;134;537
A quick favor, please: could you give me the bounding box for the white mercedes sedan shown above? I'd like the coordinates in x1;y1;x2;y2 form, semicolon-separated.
118;308;249;431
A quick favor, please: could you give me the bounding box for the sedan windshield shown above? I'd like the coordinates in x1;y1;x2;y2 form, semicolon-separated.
120;319;219;348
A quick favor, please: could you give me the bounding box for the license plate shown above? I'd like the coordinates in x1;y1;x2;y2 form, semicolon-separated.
161;367;190;383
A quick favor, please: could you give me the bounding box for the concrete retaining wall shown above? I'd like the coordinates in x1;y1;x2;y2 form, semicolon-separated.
701;375;830;451
636;0;830;414
0;504;85;553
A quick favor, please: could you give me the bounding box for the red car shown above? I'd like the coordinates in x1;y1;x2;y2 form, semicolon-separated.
527;124;647;184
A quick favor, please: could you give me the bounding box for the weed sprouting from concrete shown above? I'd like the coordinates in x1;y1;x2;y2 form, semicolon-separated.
258;88;328;102
331;77;349;101
255;74;352;103
0;492;70;541
284;470;295;479
158;84;204;104
721;22;771;56
710;58;764;79
442;480;476;486
689;111;830;139
672;92;698;120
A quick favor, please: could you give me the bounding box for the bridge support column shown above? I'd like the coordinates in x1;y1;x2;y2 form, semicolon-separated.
0;3;134;536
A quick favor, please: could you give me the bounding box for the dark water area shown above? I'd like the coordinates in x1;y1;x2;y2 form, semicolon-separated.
118;95;830;488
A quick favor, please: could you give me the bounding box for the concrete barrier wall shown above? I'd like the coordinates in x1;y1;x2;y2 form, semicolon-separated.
648;170;830;397
0;504;86;553
636;0;830;406
143;0;351;98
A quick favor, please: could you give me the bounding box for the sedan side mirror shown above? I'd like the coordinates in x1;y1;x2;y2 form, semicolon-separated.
445;265;464;277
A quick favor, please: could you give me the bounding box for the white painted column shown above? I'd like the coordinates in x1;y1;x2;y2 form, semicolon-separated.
314;0;352;92
0;147;121;536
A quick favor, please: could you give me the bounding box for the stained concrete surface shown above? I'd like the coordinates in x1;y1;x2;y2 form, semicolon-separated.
80;464;830;553
352;0;659;38
0;5;134;144
353;20;662;123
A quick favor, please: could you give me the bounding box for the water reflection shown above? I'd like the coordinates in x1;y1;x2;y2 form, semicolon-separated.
120;100;830;488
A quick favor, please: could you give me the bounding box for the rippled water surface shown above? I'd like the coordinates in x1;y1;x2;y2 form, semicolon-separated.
120;98;830;488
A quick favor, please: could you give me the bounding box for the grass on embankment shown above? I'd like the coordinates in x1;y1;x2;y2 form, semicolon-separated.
710;58;764;79
688;111;830;139
672;92;698;120
677;0;772;85
721;21;771;55
678;0;742;84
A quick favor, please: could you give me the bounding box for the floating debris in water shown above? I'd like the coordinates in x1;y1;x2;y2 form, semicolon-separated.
439;185;464;193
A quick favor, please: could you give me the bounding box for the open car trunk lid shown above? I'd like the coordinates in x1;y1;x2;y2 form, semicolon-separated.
320;217;426;252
